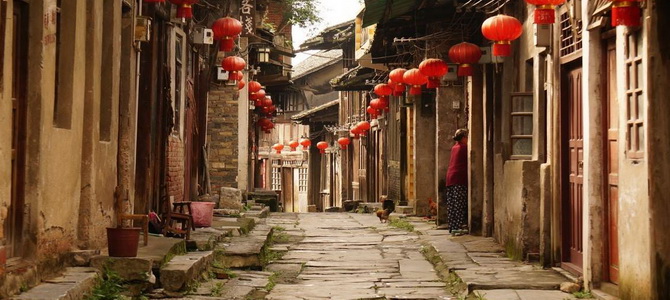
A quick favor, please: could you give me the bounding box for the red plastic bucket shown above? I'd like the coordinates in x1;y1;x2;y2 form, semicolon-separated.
191;202;215;227
106;227;141;257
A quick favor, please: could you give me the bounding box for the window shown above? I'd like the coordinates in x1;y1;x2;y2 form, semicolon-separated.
271;159;281;191
298;167;308;192
170;27;186;136
510;92;534;158
625;31;644;159
99;0;116;141
53;0;74;129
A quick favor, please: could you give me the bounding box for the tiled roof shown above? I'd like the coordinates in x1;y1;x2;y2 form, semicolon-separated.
292;50;343;80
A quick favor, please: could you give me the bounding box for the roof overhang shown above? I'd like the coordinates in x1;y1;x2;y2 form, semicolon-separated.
291;100;340;124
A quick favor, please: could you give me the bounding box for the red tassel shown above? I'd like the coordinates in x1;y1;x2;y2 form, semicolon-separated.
409;86;422;95
612;3;641;27
220;38;235;52
492;43;511;57
176;5;193;19
458;64;474;77
426;78;440;89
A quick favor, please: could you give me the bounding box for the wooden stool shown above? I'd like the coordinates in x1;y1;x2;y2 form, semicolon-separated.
119;214;149;246
172;201;195;230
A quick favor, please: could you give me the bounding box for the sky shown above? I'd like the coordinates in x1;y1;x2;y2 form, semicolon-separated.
292;0;363;65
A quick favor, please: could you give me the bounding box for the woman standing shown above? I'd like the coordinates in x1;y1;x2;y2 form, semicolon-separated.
446;129;468;234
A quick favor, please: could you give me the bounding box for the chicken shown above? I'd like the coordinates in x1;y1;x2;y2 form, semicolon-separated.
376;209;390;223
428;197;437;217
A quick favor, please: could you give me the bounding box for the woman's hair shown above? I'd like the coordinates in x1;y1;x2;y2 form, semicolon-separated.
453;129;469;141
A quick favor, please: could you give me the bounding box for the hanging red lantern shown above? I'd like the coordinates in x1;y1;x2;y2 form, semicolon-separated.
525;0;565;24
222;56;246;79
448;42;483;77
251;89;266;101
338;137;351;150
300;138;311;149
403;68;428;95
272;143;284;154
258;118;271;128
378;97;389;112
389;68;407;96
370;99;385;110
248;81;262;94
316;141;329;154
481;15;523;57
367;106;379;119
357;121;371;132
212;17;242;51
609;0;641;27
419;59;448;89
374;84;393;98
289;141;300;151
261;105;276;115
261;97;273;107
168;0;199;19
350;127;361;139
237;79;246;90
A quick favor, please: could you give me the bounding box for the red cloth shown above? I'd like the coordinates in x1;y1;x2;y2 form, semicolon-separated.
446;142;468;186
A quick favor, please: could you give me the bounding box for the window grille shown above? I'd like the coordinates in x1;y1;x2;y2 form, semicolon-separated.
559;11;582;58
625;31;644;159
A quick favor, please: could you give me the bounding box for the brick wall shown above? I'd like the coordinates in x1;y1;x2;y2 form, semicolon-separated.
265;1;292;39
207;84;239;191
388;160;401;203
167;135;185;202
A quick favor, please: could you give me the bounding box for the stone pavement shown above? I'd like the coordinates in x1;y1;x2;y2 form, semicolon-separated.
265;213;452;300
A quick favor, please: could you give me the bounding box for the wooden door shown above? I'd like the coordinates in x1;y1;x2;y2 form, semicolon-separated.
604;39;620;284
8;0;29;258
562;66;584;274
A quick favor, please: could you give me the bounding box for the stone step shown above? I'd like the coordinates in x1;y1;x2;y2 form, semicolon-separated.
242;207;270;219
11;268;98;300
215;225;274;269
395;205;414;214
160;251;214;292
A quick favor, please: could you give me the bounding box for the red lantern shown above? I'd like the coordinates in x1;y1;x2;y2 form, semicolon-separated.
374;84;393;97
419;59;448;89
212;17;242;51
367;106;379;119
609;0;641;27
261;105;276;115
300;138;311;149
258;118;271;128
238;79;246;90
251;89;266;100
272;143;284;154
357;121;371;132
168;0;198;19
316;141;329;154
338;137;351;150
289;141;300;151
350;127;361;139
248;81;262;94
525;0;565;24
222;56;246;78
229;70;243;82
403;68;428;95
389;68;407;96
378;97;389;112
448;42;483;77
481;15;523;57
261;97;273;107
370;99;385;110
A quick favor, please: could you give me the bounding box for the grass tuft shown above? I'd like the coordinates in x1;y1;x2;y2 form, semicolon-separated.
389;218;415;232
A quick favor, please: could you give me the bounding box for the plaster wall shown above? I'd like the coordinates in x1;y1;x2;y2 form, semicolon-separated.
413;97;436;216
0;0;14;246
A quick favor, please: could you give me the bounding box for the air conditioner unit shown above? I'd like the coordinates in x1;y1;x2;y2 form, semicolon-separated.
443;64;458;81
216;67;229;81
534;24;551;48
193;28;213;45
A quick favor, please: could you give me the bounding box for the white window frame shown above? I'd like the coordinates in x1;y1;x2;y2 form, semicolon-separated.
169;26;186;138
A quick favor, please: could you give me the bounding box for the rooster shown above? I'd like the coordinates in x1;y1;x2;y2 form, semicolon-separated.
376;209;390;223
377;196;395;223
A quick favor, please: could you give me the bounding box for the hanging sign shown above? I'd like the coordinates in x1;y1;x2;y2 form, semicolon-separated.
239;0;256;36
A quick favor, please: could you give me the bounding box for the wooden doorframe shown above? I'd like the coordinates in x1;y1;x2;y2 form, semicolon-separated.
560;61;584;276
7;0;29;259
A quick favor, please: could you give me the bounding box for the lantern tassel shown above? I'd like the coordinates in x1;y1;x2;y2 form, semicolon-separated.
458;64;474;77
426;78;440;89
612;2;641;27
176;5;193;19
409;86;422;95
492;42;512;57
220;38;235;52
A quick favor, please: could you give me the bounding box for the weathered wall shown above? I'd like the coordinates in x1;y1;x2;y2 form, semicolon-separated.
414;95;436;216
167;136;185;203
648;1;670;298
207;84;240;191
614;23;652;299
0;0;14;267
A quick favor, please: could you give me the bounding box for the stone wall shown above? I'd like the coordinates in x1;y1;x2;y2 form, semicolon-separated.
207;84;239;191
387;160;401;202
167;136;185;203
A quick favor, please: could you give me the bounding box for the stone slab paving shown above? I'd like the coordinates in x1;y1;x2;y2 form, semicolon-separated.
11;268;98;300
266;213;452;300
